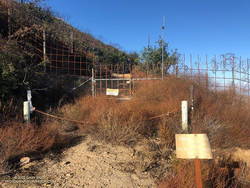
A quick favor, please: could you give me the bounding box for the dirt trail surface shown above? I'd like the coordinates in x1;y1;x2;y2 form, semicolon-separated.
0;136;157;188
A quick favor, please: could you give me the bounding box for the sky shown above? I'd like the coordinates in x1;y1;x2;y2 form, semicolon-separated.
42;0;250;57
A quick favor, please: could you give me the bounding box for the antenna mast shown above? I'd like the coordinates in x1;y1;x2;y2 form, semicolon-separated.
161;16;166;80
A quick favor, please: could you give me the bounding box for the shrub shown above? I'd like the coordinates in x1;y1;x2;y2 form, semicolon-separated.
0;122;59;173
158;158;248;188
59;75;250;149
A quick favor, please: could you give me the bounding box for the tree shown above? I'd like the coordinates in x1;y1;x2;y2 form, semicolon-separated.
128;52;140;65
141;39;178;74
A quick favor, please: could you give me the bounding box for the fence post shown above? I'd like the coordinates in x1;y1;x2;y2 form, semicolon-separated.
23;101;30;123
70;31;74;53
129;64;132;96
7;2;11;40
43;29;46;72
232;55;235;93
91;68;95;97
181;100;188;132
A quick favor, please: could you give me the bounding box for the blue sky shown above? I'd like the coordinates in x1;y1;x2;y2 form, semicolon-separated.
42;0;250;57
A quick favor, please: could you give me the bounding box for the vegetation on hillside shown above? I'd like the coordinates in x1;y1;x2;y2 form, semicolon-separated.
0;0;138;121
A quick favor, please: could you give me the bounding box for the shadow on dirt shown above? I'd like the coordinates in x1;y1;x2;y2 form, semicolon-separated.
1;134;86;178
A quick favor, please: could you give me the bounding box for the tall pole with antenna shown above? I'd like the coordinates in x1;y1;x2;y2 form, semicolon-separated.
161;16;166;80
147;34;151;76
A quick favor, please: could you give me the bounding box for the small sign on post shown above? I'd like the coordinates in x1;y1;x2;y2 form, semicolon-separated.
175;134;213;159
106;88;119;96
175;134;213;188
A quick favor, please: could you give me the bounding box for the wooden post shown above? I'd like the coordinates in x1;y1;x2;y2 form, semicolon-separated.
181;100;188;132
194;159;203;188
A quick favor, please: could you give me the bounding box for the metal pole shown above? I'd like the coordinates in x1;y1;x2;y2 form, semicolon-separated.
92;68;95;97
161;16;165;80
7;2;11;40
232;55;235;92
70;32;74;53
239;56;242;96
248;59;250;105
147;34;150;76
129;64;132;96
161;39;164;80
214;55;217;91
206;55;209;90
43;29;46;72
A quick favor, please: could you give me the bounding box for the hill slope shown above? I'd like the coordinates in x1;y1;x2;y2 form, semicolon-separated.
0;0;137;121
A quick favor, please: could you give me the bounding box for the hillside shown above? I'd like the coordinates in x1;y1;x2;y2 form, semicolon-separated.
0;0;132;64
0;0;137;122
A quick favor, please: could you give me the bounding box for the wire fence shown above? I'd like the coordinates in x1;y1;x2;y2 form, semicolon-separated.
168;54;250;98
3;1;249;101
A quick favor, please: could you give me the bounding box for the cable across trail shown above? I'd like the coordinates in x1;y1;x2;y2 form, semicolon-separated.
35;109;86;125
35;109;178;124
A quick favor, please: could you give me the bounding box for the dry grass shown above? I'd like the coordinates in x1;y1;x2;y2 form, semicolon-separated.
59;77;190;145
1;75;249;186
59;76;250;149
57;75;250;185
191;87;250;148
0;122;59;173
158;158;249;188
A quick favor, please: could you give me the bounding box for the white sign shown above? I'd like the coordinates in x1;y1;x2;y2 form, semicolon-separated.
175;134;213;159
106;88;119;96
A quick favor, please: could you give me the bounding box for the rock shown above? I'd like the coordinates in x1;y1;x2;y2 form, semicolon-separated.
20;157;30;166
65;173;74;177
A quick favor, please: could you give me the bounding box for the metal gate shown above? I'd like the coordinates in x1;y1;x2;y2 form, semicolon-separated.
92;64;133;97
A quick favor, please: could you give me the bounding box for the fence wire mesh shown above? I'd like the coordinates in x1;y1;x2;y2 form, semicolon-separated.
168;54;250;101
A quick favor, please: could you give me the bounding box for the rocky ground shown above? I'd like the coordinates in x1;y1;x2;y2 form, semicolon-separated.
1;131;249;188
0;134;172;188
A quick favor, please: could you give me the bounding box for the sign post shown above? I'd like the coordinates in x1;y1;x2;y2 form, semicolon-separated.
175;134;213;188
194;159;203;188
